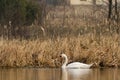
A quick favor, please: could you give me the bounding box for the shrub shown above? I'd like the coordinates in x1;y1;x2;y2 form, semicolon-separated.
0;0;40;26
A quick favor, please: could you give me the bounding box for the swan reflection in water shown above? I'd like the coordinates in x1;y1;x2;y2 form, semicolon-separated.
61;69;91;80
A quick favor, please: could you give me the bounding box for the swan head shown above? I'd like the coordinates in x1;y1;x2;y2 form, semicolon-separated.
61;53;67;58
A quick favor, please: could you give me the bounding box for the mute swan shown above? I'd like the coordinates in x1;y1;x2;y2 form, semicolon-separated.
61;54;93;69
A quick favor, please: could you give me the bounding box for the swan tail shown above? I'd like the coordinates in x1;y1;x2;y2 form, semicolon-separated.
90;62;97;68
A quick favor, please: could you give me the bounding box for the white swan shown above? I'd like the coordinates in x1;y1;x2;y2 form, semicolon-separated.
61;54;93;69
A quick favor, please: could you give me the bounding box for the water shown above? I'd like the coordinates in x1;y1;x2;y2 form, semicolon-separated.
0;68;120;80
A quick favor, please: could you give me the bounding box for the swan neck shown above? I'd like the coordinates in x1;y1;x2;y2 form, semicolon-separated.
62;55;68;68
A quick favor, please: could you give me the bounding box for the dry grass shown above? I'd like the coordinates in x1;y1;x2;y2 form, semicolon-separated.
0;33;120;68
0;5;120;68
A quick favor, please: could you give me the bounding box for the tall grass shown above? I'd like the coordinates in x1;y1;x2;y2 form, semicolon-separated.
0;33;120;68
0;5;120;68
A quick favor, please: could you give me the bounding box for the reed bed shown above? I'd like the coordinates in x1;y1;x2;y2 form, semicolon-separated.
0;33;120;68
0;5;120;68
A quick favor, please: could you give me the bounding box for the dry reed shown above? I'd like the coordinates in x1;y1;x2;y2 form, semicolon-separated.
0;5;120;68
0;33;120;68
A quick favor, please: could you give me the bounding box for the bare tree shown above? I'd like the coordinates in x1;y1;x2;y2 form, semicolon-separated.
108;0;113;20
115;0;118;22
93;0;96;5
62;0;67;27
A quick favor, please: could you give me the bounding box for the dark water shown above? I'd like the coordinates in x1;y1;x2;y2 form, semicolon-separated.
0;68;120;80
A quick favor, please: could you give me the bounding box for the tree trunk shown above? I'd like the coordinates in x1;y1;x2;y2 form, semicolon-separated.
62;0;66;27
93;0;96;5
115;0;118;22
108;0;112;20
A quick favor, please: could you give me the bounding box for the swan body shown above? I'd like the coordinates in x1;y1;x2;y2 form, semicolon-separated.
67;62;93;69
61;54;93;69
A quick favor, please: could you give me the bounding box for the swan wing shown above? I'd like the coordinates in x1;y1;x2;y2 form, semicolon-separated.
67;62;92;69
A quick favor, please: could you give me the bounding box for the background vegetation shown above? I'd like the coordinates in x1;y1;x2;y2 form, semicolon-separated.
0;0;120;68
0;0;40;25
0;0;44;38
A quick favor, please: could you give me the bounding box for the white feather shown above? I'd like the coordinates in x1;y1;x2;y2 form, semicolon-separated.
61;54;93;69
67;62;93;69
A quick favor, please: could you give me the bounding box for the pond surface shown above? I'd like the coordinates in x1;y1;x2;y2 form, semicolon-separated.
0;68;120;80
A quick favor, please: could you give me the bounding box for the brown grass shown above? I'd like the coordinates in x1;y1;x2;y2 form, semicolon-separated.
0;5;120;68
0;33;120;68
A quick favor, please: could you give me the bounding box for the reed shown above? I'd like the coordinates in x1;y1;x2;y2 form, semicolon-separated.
0;5;120;68
0;33;120;68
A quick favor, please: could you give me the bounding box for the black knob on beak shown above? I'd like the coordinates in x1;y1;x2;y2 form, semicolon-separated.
60;55;62;57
